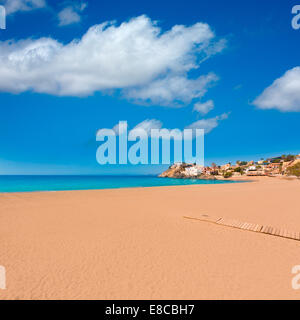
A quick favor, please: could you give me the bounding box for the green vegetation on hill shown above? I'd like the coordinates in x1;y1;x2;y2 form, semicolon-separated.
223;171;233;179
234;167;244;174
281;154;296;161
286;163;300;177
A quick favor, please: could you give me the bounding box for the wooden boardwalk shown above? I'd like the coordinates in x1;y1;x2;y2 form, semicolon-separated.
184;214;300;241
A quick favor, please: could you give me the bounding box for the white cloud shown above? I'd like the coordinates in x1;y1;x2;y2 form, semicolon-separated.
185;113;229;134
4;0;46;15
58;2;87;26
253;67;300;112
112;119;162;136
131;119;163;135
193;100;214;115
126;73;218;107
0;15;225;106
58;7;80;26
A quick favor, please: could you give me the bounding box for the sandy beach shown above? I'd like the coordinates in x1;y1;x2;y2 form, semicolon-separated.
0;176;300;300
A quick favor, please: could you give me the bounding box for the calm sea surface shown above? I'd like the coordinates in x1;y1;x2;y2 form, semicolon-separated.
0;175;239;193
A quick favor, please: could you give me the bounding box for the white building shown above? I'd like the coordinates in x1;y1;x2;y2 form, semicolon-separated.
184;165;203;176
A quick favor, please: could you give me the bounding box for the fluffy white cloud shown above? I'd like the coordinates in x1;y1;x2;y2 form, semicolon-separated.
185;113;229;134
253;67;300;112
0;15;225;106
3;0;46;15
58;2;87;26
193;100;214;115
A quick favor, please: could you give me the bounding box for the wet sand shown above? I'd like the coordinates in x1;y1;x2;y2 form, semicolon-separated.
0;176;300;299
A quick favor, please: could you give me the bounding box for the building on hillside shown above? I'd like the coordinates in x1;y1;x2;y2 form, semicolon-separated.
246;170;266;176
266;163;281;169
202;167;215;175
265;162;281;175
221;163;231;171
184;165;203;177
245;165;266;176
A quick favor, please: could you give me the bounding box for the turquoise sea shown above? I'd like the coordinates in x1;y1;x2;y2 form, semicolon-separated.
0;175;239;193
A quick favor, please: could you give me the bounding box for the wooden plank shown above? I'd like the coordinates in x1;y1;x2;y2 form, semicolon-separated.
183;215;300;242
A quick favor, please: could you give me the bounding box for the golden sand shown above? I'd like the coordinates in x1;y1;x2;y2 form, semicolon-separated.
0;176;300;299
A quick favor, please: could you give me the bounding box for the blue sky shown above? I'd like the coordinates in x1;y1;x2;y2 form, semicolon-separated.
0;0;300;175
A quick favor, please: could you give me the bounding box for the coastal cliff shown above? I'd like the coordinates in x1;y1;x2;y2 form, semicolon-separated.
159;164;185;178
159;163;216;180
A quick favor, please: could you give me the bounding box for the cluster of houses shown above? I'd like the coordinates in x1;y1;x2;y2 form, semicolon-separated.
163;154;300;179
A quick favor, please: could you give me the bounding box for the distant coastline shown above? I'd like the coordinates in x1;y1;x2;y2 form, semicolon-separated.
159;153;300;180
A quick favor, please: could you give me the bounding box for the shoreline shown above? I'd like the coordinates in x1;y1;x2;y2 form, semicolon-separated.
0;176;244;195
0;174;297;195
0;179;248;195
0;176;300;299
